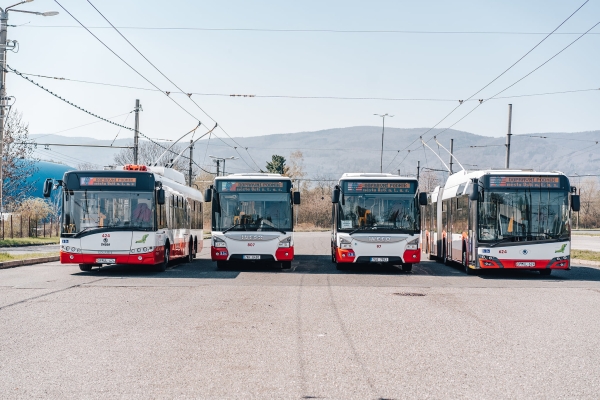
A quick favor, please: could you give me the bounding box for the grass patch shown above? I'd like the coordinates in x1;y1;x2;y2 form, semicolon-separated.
0;237;60;247
572;250;600;262
0;252;59;262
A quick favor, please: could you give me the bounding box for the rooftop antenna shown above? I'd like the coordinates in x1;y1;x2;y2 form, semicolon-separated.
167;123;218;167
433;136;465;171
420;137;451;172
153;122;201;166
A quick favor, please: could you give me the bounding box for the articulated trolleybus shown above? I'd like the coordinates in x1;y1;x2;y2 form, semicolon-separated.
331;173;427;272
43;164;204;272
422;169;580;275
205;173;301;269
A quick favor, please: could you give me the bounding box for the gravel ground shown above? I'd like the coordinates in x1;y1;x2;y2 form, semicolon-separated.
1;232;600;399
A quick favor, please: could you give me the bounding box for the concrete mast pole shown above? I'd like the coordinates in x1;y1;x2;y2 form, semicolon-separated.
449;139;454;174
188;140;193;186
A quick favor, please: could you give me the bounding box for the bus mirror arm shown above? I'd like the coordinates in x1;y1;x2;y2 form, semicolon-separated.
571;194;580;212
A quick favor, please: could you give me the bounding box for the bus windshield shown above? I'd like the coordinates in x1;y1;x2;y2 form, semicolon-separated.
478;189;569;242
62;190;155;236
213;192;292;232
338;193;419;233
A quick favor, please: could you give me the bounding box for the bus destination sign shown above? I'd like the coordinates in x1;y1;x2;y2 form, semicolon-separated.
80;177;137;187
219;181;288;192
489;176;561;189
344;181;415;194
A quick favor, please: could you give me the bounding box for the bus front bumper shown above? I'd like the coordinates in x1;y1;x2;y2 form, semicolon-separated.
60;250;161;265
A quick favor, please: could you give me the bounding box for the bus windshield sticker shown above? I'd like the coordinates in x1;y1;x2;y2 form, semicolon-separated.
488;176;561;189
341;220;353;229
80;177;137;187
219;181;288;192
344;181;415;194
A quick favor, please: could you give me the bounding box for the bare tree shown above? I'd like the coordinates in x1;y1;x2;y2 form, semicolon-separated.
418;170;441;193
77;162;98;171
113;141;189;173
2;111;37;210
578;177;600;229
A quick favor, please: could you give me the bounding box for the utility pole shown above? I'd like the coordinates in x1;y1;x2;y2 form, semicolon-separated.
397;169;401;176
374;113;393;173
449;139;454;174
133;99;141;164
417;160;420;182
505;104;512;169
0;8;8;214
188;140;193;186
214;159;220;176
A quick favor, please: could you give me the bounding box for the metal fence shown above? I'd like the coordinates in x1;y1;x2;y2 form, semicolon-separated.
0;215;60;239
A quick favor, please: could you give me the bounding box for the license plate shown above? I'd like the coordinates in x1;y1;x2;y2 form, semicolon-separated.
371;257;389;262
243;255;261;260
96;258;116;264
516;262;535;267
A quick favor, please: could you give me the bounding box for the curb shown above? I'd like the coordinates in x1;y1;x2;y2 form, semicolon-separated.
0;256;60;270
571;258;600;267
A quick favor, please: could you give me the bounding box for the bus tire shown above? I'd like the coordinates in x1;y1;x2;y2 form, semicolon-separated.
281;261;292;269
402;263;413;273
154;244;169;272
186;241;193;263
539;269;552;276
216;261;230;270
336;263;349;271
443;245;450;266
79;264;93;272
331;246;337;263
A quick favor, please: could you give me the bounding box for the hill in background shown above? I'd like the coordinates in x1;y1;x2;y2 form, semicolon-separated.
32;127;600;180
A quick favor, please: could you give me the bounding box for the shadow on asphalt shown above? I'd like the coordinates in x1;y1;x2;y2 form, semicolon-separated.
73;255;600;281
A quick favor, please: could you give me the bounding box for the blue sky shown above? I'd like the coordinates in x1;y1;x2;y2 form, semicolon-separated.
5;0;599;147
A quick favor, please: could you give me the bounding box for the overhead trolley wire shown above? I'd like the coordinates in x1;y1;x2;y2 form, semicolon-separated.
388;0;591;170
84;0;260;172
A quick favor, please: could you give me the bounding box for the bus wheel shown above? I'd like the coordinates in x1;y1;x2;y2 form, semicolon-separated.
281;261;292;269
216;261;228;270
539;269;552;276
186;241;193;263
154;245;169;272
336;263;349;271
402;263;413;273
443;247;450;266
331;247;336;263
79;264;93;272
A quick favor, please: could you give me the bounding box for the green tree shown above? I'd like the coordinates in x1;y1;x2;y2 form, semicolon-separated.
264;155;289;175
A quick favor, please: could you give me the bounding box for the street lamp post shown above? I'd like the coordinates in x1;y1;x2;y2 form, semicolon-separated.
209;155;238;176
0;1;58;213
374;113;393;173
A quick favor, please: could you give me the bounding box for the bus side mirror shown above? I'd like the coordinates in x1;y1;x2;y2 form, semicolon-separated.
418;192;428;206
43;179;53;198
293;191;301;205
204;188;212;203
157;188;165;205
332;188;340;204
469;188;479;201
571;194;580;212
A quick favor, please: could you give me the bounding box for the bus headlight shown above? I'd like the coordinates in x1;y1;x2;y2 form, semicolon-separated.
213;237;227;248
340;237;352;249
406;237;419;250
278;237;292;248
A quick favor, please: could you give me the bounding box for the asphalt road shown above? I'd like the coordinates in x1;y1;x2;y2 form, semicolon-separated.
1;232;600;398
572;234;600;252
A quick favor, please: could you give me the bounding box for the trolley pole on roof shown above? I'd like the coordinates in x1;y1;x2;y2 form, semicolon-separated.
188;140;193;186
417;160;420;181
505;104;513;169
134;99;141;164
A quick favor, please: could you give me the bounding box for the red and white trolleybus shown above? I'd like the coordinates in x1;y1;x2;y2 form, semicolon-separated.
43;164;204;272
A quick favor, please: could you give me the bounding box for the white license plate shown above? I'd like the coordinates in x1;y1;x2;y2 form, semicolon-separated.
371;257;389;262
516;262;535;267
96;258;116;264
243;255;261;260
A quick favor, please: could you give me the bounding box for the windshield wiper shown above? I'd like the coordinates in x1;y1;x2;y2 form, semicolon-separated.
73;226;102;237
223;223;247;233
348;225;376;235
